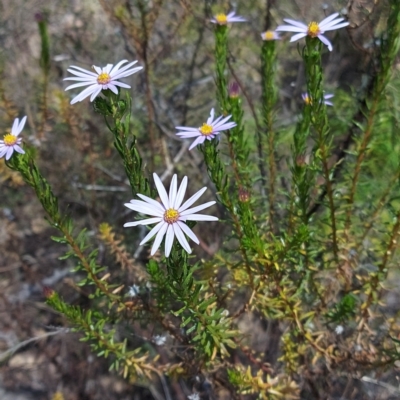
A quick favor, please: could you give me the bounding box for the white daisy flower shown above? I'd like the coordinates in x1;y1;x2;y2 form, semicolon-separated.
211;11;246;25
260;30;280;41
276;12;349;51
64;60;143;105
335;325;344;335
0;116;27;160
302;92;334;106
124;173;218;257
175;108;237;150
153;334;167;346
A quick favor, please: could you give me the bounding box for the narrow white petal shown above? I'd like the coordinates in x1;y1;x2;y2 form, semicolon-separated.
207;108;215;124
188;135;206;150
13;145;25;154
11;118;19;133
90;87;102;101
0;147;7;158
175;127;199;132
107;83;119;94
276;25;306;33
124;217;162;227
111;67;143;80
110;60;128;74
139;221;165;245
151;222;168;255
319;12;339;26
112;81;131;89
212;115;233;129
174;176;188;209
64;76;96;82
153;173;170;209
68;65;98;77
177;221;199;244
322;22;349;31
282;19;308;29
318;34;333;51
69;84;99;103
169;175;178;209
290;32;308;42
179;187;207;212
180;201;216;216
214;122;236;132
173;223;192;253
93;66;102;75
104;63;114;74
6;147;14;160
165;225;175;257
137;194;165;213
176;131;201;138
125;200;164;217
184;214;219;221
65;81;95;91
320;18;344;29
17;116;27;135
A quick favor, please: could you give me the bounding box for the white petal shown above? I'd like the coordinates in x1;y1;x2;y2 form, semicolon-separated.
207;108;215;124
151;222;168;255
169;174;178;209
173;223;192;253
124;217;162;227
136;193;165;213
177;221;199;244
319;12;339;26
212;115;233;129
165;225;175;257
104;63;114;74
112;81;131;89
65;81;95;91
153;173;170;209
0;147;7;158
183;214;219;221
16;116;26;135
112;67;143;80
180;201;216;216
318;34;333;51
125;200;164;217
64;76;96;82
6;146;14;160
176;131;201;138
70;84;99;104
11;118;19;134
282;19;308;29
188;135;206;150
290;32;308;42
174;176;188;209
110;59;128;74
93;66;102;75
175;127;199;132
322;22;349;31
320;18;345;29
107;83;119;94
90;86;102;101
139;221;165;245
13;145;25;154
179;187;207;212
68;65;98;77
276;25;306;33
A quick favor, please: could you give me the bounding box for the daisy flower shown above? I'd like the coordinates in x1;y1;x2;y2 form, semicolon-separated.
0;116;27;160
302;92;334;106
211;11;246;25
175;108;237;150
276;12;349;51
260;30;280;41
64;60;143;105
124;173;218;257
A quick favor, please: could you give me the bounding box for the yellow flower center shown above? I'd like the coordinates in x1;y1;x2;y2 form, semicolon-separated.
264;31;275;40
164;208;179;224
307;21;320;38
215;13;228;25
3;133;17;146
97;72;111;85
199;123;214;136
303;95;312;105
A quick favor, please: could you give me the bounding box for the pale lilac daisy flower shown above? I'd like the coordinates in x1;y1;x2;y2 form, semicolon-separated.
260;30;280;41
302;92;334;106
124;173;218;257
276;12;349;51
64;60;143;105
0;116;27;160
211;11;246;25
175;108;237;150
